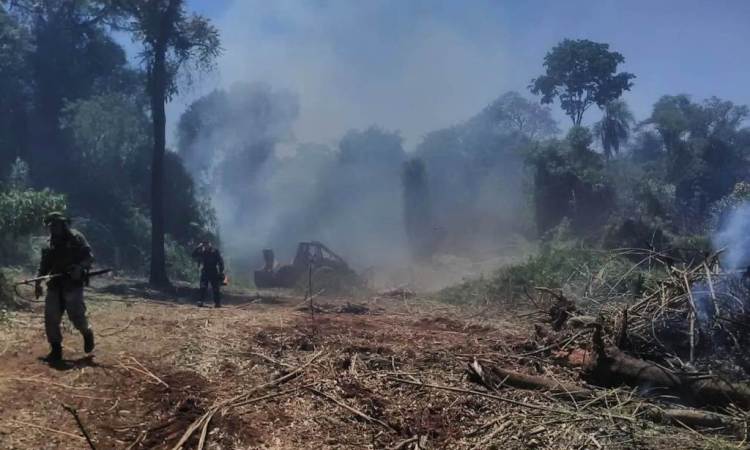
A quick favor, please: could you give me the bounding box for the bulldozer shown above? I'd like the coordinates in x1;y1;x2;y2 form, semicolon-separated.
254;241;361;292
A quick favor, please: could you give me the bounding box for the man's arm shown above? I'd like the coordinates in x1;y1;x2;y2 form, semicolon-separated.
69;232;94;281
75;233;94;269
37;248;51;277
192;244;203;261
35;247;51;297
218;252;225;274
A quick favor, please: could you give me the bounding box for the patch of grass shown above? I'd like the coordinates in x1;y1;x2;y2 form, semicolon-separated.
435;240;645;307
0;269;14;308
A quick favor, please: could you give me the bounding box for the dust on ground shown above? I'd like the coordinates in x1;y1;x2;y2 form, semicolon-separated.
0;279;736;449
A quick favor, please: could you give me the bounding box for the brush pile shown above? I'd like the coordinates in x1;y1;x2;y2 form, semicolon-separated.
514;248;750;443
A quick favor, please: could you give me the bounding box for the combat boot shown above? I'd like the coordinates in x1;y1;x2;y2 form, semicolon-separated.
45;343;62;363
83;329;95;353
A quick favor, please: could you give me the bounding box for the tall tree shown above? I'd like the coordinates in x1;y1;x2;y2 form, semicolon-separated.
108;0;220;286
402;158;434;260
0;7;31;175
594;100;635;159
478;91;559;139
530;39;635;125
7;0;131;187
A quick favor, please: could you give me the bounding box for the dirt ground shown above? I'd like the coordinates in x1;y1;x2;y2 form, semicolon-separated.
0;279;742;449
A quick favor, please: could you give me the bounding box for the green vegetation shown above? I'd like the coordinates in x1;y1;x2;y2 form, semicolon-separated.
0;1;216;287
0;269;13;310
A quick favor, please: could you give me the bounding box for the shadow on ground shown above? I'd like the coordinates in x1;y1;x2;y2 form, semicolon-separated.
92;278;289;307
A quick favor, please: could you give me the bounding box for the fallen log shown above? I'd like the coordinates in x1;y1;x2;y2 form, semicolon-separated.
586;325;750;409
644;407;741;431
467;360;593;400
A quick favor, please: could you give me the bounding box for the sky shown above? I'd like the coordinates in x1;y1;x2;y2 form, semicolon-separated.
157;0;750;150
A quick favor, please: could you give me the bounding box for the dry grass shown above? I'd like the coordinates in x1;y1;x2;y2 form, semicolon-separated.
0;278;744;449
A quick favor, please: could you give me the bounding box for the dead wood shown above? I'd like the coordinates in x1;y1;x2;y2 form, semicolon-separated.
62;404;97;450
307;387;395;432
644;407;740;431
586;326;750;408
467;360;593;400
536;287;576;330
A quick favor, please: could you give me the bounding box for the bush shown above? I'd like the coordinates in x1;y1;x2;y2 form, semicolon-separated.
436;228;641;307
165;236;199;283
0;269;16;310
0;188;67;266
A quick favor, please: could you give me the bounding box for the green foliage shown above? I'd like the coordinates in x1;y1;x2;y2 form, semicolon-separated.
437;235;635;306
644;95;750;230
108;0;222;100
0;269;14;309
7;157;30;189
0;8;32;175
0;188;66;265
710;182;750;230
165;236;198;282
594;100;635;159
527;126;615;236
62;92;149;169
59;90;215;272
0;188;66;237
478;91;559;139
530;39;635;125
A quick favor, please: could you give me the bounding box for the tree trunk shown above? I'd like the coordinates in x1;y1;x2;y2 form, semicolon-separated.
586;326;750;408
148;43;169;287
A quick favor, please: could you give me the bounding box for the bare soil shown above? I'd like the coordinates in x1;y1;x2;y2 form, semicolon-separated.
0;279;741;449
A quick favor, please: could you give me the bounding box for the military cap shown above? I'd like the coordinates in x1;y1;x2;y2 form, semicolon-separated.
44;211;70;225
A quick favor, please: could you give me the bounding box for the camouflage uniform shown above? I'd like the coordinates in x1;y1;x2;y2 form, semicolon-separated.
36;212;95;361
192;244;225;307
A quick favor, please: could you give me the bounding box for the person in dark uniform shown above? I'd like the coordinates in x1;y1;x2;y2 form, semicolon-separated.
35;212;95;363
192;240;225;307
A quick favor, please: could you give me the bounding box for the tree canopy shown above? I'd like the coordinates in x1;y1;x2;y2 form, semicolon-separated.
530;39;635;125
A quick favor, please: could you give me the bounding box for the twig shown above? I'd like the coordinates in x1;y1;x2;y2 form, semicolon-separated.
307;387;395;431
518;329;588;357
62;404;97;450
470;420;511;450
99;318;134;337
7;419;86;441
683;274;697;363
171;351;324;450
388;435;419;450
390;377;580;417
118;357;169;388
247;351;295;369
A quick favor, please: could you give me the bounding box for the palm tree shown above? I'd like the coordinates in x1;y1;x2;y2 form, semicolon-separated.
594;100;635;160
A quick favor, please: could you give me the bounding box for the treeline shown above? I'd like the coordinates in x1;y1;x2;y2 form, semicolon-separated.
525;41;750;257
175;39;750;272
0;2;214;278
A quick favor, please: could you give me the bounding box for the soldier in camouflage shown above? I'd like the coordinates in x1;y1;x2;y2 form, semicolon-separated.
34;212;95;363
192;239;225;308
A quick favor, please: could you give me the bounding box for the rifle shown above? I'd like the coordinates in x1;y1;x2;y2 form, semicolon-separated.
15;268;112;286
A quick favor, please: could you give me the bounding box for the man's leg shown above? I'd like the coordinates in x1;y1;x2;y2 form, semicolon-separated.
44;288;64;361
198;274;208;306
211;276;221;307
64;288;94;353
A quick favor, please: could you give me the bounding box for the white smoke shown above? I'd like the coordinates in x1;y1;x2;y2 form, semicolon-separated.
713;202;750;271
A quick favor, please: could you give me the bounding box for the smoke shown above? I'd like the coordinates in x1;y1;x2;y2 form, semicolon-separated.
172;1;547;289
713;202;750;271
201;0;512;148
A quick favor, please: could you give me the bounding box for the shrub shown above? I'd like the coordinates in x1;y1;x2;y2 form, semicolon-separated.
0;269;12;307
0;188;67;266
436;229;641;308
165;236;199;283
